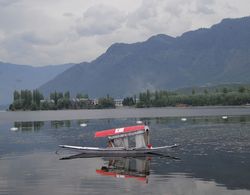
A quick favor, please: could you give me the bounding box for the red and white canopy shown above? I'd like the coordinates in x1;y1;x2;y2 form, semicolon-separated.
95;125;146;138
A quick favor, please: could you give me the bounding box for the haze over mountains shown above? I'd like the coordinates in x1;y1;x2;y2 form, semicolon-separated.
1;16;250;107
0;62;73;105
39;16;250;98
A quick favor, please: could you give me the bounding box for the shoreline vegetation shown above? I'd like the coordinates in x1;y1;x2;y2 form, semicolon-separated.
8;86;250;111
9;90;115;111
136;87;250;107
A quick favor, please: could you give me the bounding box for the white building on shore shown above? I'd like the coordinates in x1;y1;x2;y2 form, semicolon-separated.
114;99;123;107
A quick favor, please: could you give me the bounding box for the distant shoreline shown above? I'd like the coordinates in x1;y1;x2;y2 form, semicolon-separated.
1;106;250;123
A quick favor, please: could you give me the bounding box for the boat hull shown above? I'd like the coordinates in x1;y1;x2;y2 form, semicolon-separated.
59;144;179;156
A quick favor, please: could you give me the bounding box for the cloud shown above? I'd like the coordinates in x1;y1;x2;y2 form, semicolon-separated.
193;0;215;15
0;0;249;66
19;31;62;45
76;4;126;36
0;30;5;42
0;0;19;7
63;12;74;18
126;0;193;36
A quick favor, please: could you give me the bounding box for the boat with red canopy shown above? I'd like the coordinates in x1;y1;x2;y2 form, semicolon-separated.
59;125;178;155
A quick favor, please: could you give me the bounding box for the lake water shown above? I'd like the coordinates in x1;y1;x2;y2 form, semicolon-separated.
1;114;250;194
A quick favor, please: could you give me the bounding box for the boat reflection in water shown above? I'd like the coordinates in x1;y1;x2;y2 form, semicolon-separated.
96;157;151;183
60;153;151;182
59;152;179;184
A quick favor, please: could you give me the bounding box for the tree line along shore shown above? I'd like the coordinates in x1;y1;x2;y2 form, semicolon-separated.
9;90;115;110
9;86;250;111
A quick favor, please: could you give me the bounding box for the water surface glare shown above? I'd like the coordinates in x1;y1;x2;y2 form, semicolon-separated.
0;115;250;194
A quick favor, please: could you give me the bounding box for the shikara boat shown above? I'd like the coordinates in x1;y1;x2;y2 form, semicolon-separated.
59;125;178;155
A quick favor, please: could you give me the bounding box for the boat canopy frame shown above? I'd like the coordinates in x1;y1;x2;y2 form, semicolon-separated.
95;125;150;149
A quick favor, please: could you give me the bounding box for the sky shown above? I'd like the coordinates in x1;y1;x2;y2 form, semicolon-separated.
0;0;249;66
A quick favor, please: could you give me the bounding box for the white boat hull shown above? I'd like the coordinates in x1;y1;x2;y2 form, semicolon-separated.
59;144;179;155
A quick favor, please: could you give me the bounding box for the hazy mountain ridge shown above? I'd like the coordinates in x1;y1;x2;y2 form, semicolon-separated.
39;16;250;98
0;62;74;105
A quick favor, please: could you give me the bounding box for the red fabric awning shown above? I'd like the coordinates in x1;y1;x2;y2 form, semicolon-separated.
95;125;145;138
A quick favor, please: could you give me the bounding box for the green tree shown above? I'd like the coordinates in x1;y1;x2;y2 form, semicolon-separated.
20;90;32;109
238;86;246;93
32;89;43;108
30;102;38;110
76;93;89;99
223;87;228;94
122;97;135;106
64;91;70;99
97;96;115;108
50;91;59;106
40;101;50;110
13;90;20;101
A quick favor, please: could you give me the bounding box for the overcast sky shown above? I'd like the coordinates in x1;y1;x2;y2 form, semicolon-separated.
0;0;249;66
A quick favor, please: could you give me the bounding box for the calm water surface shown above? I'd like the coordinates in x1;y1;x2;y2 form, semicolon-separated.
0;115;250;195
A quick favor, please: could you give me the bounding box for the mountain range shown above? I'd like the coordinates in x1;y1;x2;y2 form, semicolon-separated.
0;62;73;106
1;16;250;107
39;16;250;98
